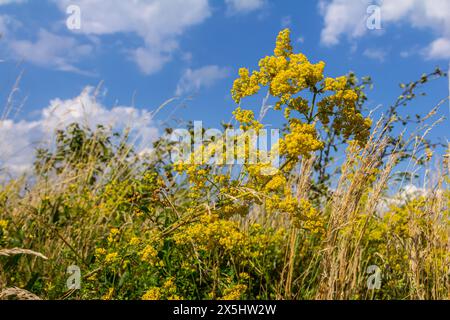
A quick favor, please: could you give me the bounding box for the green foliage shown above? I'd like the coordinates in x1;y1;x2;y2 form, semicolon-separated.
0;30;448;301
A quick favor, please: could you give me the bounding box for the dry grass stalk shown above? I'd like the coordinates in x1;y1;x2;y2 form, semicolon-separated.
0;248;48;260
0;287;42;300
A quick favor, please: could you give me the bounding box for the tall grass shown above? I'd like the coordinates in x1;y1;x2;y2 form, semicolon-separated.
0;30;448;299
0;110;448;300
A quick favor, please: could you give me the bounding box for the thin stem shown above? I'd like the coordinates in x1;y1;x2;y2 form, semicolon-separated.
307;88;318;124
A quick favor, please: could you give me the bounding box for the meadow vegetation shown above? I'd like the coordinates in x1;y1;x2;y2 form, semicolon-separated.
0;29;449;300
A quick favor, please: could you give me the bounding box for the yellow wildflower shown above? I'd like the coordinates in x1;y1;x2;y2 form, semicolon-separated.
140;245;158;262
95;247;107;257
107;228;120;243
274;28;293;57
104;252;118;264
0;220;8;230
264;174;286;192
142;287;161;300
220;284;247;300
101;288;114;300
129;237;141;246
282;122;324;158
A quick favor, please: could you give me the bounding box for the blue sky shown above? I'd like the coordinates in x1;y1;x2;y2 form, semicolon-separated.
0;0;449;174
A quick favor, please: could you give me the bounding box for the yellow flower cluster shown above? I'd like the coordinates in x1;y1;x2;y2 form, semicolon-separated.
174;162;211;196
107;228;120;243
239;272;250;280
284;97;309;119
0;219;8;229
318;77;372;145
233;107;254;124
297;199;324;235
221;202;249;218
142;287;161;300
232;29;325;110
231;28;372;151
231;68;261;103
220;284;248;300
95;247;107;258
274;28;293;57
104;252;118;264
162;277;178;298
129;237;141;246
265;188;323;234
280;122;324;158
266;189;298;215
233;107;263;131
366;196;450;282
323;76;347;91
272;55;324;110
140;244;158;262
174;214;244;252
264;174;287;192
141;279;181;300
101;288;114;300
246;163;277;180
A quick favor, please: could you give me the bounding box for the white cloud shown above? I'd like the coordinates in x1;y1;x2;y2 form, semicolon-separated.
225;0;266;15
319;0;368;46
132;47;171;75
0;87;158;176
0;14;21;38
0;12;91;73
319;0;450;60
175;65;229;96
54;0;211;74
0;0;26;5
8;29;93;73
377;184;428;213
363;48;387;62
425;37;450;60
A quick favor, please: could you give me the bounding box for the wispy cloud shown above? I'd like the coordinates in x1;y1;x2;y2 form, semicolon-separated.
225;0;267;15
54;0;212;75
8;29;94;74
363;48;388;62
176;65;230;96
0;0;26;5
425;37;450;60
319;0;450;60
